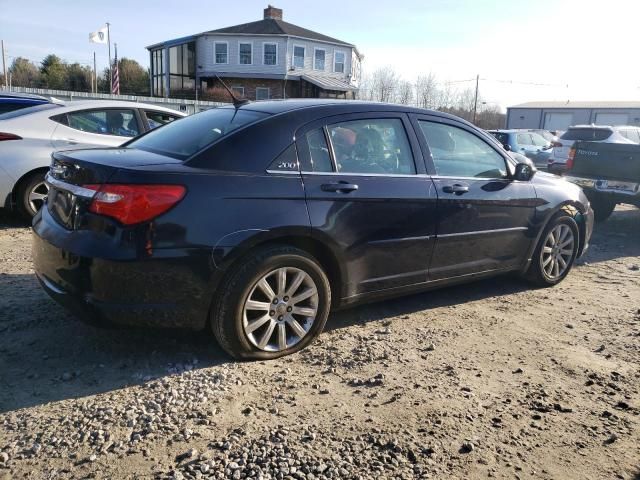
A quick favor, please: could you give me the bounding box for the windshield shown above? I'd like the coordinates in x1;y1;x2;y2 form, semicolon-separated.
0;102;59;120
560;128;612;141
127;107;270;159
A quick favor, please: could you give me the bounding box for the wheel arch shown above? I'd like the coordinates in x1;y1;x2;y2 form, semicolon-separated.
10;166;50;211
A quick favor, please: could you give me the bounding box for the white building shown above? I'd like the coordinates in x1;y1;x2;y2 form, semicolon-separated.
146;5;363;100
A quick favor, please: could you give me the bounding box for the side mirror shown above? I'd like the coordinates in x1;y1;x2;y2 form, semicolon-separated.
514;161;536;181
504;144;512;151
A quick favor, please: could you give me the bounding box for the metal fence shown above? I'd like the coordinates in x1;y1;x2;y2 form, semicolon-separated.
1;86;229;115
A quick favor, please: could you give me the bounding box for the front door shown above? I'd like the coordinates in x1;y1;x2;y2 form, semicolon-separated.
412;116;537;280
298;113;438;299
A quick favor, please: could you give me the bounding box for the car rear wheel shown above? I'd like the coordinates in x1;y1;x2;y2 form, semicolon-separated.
525;214;579;287
17;171;49;220
211;245;331;360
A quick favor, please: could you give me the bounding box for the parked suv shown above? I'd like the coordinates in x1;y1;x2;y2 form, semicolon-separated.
33;100;593;360
548;125;640;174
488;129;553;169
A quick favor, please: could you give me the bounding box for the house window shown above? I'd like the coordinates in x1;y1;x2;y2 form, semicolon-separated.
334;51;345;73
293;45;305;68
214;42;228;64
314;49;325;70
256;87;270;100
231;86;245;97
263;43;277;65
239;42;252;65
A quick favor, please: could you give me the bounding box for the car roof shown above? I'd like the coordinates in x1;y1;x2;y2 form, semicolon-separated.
0;91;50;101
232;99;473;124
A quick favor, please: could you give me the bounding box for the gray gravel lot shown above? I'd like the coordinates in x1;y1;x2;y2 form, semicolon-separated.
0;207;639;479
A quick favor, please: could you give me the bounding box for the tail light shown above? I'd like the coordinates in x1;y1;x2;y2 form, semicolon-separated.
0;132;22;141
82;184;186;225
566;147;576;170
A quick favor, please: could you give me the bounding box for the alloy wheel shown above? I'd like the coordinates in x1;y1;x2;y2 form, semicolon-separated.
28;181;49;214
540;224;574;280
242;267;319;352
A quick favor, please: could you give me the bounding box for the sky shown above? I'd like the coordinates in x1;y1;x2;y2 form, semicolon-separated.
2;0;640;109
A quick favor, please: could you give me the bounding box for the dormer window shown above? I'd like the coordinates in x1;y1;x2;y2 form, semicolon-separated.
314;48;325;71
293;45;305;68
214;42;228;64
263;43;277;65
334;51;345;73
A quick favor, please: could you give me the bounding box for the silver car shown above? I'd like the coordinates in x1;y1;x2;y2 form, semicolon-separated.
0;100;185;218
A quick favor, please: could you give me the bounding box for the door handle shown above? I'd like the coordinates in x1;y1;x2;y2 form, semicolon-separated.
321;182;359;193
442;184;469;194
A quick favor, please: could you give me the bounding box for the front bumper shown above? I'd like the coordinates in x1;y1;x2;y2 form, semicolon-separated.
32;208;215;330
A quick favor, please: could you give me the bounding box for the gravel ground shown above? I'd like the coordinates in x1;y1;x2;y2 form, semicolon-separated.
0;207;639;480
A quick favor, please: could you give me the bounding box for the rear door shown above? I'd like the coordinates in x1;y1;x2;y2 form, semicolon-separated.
297;112;438;298
411;115;537;280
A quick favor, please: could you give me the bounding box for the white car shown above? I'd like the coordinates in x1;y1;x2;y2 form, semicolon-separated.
548;125;640;175
0;100;185;218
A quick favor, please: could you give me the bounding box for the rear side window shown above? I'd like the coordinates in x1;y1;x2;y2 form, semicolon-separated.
560;128;612;141
420;121;507;178
531;133;549;147
621;129;640;143
491;132;509;146
128;107;269;160
67;109;140;137
305;128;333;172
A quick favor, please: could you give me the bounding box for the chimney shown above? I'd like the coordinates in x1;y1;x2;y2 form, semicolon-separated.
264;5;283;20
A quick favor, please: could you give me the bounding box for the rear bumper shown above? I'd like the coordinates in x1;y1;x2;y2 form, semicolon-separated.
32;208;215;330
566;176;640;206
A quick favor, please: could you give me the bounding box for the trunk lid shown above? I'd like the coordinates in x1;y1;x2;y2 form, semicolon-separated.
46;147;181;229
571;141;640;183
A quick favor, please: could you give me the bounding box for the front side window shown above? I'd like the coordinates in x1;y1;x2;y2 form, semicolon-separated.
314;49;325;70
516;133;533;145
67;109;139;137
334;51;345;73
256;87;270;100
419;121;507;178
239;43;252;65
128;107;269;159
531;133;549;147
293;45;305;68
328;118;415;175
145;110;180;130
215;42;228;64
264;43;277;65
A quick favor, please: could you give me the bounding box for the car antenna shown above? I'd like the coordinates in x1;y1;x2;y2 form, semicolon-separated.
215;75;250;108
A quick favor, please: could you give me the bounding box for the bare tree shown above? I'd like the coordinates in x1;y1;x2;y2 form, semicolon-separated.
415;73;438;109
396;80;413;105
369;67;399;103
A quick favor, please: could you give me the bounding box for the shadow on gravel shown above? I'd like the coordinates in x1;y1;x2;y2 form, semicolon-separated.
581;207;640;265
0;210;29;230
0;273;229;414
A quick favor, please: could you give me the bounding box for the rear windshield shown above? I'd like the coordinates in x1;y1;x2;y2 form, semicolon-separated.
560;128;612;141
127;107;270;159
0;102;59;120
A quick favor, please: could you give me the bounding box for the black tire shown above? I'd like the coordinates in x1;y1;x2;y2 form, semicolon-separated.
17;170;48;220
524;214;580;287
211;245;331;360
588;194;616;223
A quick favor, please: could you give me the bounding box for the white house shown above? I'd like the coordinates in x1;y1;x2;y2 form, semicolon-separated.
147;5;363;100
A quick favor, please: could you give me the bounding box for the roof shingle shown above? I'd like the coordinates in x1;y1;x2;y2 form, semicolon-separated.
204;18;353;47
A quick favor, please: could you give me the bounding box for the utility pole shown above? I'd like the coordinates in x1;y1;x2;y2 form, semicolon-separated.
472;73;479;125
1;40;7;89
93;51;97;93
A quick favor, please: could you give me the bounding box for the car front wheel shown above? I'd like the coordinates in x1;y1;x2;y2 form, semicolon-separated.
211;245;331;360
525;214;580;287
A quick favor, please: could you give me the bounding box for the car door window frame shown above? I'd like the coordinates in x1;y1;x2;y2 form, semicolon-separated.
140;109;181;132
409;113;515;179
62;107;144;138
295;112;427;176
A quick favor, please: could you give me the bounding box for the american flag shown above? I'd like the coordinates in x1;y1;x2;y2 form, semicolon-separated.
111;50;120;95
